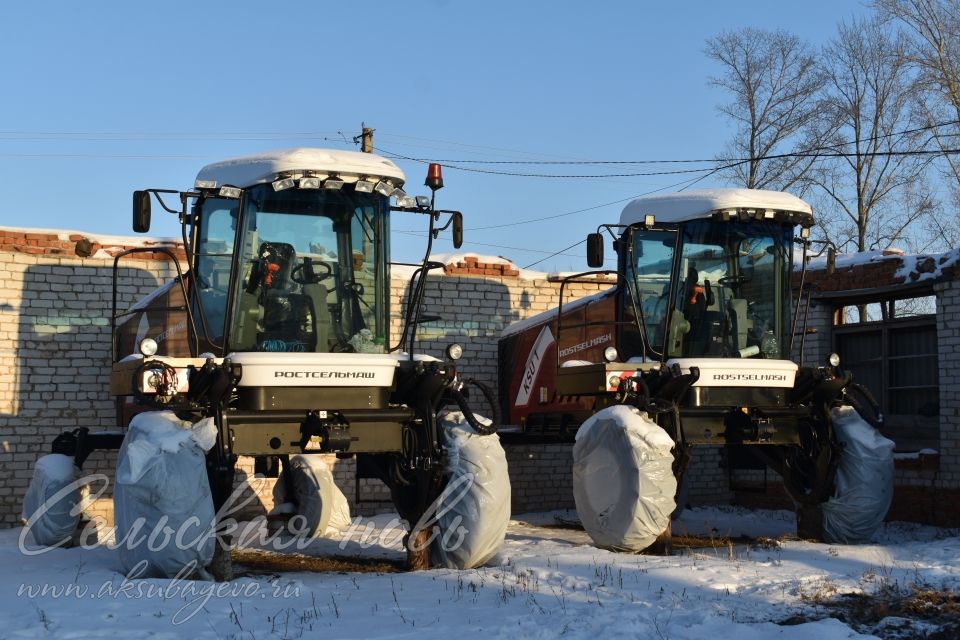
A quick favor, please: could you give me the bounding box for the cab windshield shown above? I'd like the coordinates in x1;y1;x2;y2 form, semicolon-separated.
667;219;793;359
194;185;390;354
622;220;793;361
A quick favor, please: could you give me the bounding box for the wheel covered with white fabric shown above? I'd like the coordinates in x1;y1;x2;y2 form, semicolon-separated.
429;411;511;569
21;454;83;547
273;454;351;537
573;405;677;552
820;405;894;543
114;411;218;578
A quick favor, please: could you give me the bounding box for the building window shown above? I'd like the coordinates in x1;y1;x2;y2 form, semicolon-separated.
833;297;938;451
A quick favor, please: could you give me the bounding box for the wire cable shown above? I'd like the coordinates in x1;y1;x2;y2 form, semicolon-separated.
378;118;960;165
462;166;736;232
395;230;585;258
372;119;960;179
523;239;589;270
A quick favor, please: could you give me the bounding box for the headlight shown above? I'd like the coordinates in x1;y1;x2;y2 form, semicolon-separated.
139;338;158;357
603;346;618;362
218;186;241;199
354;178;376;193
828;353;841;367
445;343;463;361
271;178;295;192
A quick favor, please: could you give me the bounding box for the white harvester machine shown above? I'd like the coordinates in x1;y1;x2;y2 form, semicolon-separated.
499;189;893;550
25;148;510;576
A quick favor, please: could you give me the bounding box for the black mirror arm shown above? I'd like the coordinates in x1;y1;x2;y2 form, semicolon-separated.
146;189;182;214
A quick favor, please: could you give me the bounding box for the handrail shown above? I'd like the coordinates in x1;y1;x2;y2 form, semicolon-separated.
110;247;196;361
555;270;619;370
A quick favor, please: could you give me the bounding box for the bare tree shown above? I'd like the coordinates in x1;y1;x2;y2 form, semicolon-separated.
873;0;960;122
811;17;936;254
873;0;960;225
705;28;826;191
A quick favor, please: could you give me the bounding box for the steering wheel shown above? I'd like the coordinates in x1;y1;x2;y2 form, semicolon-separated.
290;259;332;284
341;281;365;296
717;275;751;286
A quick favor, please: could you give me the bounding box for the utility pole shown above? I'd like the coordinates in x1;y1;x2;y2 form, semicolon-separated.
360;124;374;153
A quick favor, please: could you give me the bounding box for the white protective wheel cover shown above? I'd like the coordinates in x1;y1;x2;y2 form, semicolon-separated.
274;454;351;537
430;411;511;569
821;405;895;543
21;454;82;547
114;411;218;578
573;405;677;552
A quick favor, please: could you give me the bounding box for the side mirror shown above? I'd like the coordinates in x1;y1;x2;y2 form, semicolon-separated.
586;233;604;268
451;211;463;249
133;191;151;233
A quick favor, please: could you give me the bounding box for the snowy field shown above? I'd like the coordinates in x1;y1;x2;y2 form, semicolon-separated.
3;507;959;639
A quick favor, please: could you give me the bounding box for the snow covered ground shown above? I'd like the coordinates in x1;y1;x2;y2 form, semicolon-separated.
3;507;958;639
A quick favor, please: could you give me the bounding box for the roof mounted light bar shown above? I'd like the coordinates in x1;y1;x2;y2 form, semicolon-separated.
354;178;376;193
712;208;814;227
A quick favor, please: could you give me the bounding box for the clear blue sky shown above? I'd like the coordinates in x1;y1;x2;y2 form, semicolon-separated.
0;0;869;272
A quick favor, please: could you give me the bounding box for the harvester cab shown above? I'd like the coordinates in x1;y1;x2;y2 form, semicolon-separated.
34;148;509;576
499;188;892;550
581;190;811;413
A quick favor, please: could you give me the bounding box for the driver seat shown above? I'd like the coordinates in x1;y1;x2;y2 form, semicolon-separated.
299;263;331;352
254;242;321;352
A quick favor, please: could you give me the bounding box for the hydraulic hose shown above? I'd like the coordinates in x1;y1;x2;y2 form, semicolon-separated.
844;382;884;429
132;359;181;409
446;380;499;436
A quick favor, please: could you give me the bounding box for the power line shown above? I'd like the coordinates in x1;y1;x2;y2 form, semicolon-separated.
516;169;725;269
523;239;589;270
0;117;955;160
467;196;639;231
0;130;344;138
464;168;737;232
373;119;960;178
374;145;728;178
1;118;956;172
0;153;210;159
401;167;719;272
382;157;721;165
376;131;588;161
377;145;960;178
399;172;712;267
395;231;585;258
380;119;960;165
384;118;960;164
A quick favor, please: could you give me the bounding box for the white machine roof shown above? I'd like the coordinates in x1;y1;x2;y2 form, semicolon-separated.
195;148;406;189
619;188;813;226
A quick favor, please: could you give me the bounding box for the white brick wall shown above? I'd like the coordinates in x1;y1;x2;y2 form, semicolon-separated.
936;280;960;479
0;252;177;526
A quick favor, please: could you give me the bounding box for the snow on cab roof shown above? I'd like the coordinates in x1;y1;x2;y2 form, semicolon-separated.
195;148;406;189
619;188;812;226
